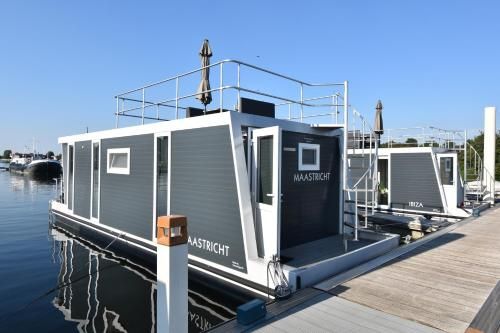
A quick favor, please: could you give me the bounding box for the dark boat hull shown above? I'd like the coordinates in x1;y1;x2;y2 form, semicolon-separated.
26;161;62;180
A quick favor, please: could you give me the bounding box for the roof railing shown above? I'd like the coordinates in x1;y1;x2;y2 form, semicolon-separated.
114;59;347;127
379;126;473;149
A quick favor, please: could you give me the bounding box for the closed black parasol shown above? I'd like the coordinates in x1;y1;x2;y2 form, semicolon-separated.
374;99;384;136
195;39;213;109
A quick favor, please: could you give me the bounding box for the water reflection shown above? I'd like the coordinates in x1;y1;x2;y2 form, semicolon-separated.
51;228;155;332
50;228;249;332
8;172;61;199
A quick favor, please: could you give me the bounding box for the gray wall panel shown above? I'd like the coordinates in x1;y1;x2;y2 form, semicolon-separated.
100;135;154;240
170;126;247;273
74;141;92;219
391;153;444;213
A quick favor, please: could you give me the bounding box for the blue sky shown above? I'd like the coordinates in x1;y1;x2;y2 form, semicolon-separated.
0;1;499;153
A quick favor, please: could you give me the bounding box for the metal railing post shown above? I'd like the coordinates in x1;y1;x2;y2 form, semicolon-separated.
335;94;339;124
220;63;224;113
354;190;359;241
365;176;368;228
343;81;350;240
464;130;467;203
237;63;241;110
115;97;119;128
141;88;145;125
300;84;304;122
343;81;348;192
175;77;179;119
374;135;379;212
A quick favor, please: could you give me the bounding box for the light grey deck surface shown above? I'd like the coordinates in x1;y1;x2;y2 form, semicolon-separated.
251;293;441;333
281;235;374;268
327;206;500;333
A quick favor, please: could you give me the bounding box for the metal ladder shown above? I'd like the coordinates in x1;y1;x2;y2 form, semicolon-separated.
344;109;378;240
462;141;496;204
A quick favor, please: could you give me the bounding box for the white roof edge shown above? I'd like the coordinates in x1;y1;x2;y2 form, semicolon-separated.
57;112;233;144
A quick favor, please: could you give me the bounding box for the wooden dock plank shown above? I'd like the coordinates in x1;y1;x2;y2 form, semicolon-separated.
332;206;500;333
377;264;496;296
466;281;500;333
357;269;486;310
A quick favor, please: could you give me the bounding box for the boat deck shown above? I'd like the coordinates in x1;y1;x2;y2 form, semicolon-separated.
213;205;500;333
281;235;374;268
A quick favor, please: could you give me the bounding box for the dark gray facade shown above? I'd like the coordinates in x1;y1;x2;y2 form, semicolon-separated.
170;126;247;273
280;132;340;249
391;153;443;213
73;141;92;219
100;135;154;240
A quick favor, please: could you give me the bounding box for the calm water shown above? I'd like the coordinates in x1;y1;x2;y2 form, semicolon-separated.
0;163;253;332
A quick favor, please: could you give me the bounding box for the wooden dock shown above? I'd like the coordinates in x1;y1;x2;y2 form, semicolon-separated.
213;205;500;333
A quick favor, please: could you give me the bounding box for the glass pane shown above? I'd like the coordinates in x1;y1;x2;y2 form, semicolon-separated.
68;146;74;210
258;136;273;205
110;153;128;169
302;149;316;165
378;159;388;205
157;137;168;220
92;143;99;218
440;157;454;185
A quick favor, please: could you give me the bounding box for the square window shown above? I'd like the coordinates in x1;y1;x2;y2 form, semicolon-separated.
298;143;320;171
107;148;130;174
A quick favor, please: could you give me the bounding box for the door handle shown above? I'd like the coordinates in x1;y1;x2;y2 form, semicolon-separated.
266;193;275;197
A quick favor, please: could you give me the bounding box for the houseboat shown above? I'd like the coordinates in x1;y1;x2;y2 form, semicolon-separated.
349;126;494;219
50;55;398;295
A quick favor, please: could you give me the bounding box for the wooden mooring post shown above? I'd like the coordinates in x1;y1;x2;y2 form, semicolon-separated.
156;215;188;333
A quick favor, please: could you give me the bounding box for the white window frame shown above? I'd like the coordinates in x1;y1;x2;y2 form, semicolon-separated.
298;142;320;171
107;148;130;175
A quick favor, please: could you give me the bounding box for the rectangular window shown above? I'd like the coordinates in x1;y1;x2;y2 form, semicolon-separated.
258;136;273;205
157;137;168;218
440;157;454;185
68;145;74;210
298;143;320;171
107;148;130;175
92;142;100;218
